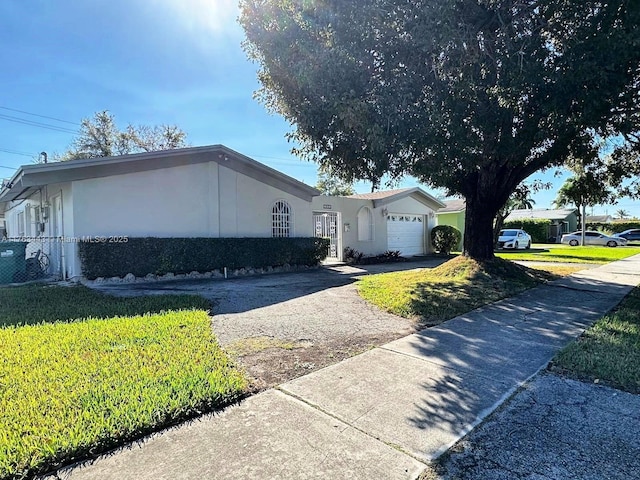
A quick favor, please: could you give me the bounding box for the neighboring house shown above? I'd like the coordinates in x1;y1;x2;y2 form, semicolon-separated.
504;208;579;242
0;145;319;280
435;199;466;249
586;215;613;223
311;188;445;260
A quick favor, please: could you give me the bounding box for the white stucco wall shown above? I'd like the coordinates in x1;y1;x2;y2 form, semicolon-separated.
312;196;388;257
223;166;313;237
71;163;314;239
313;193;440;257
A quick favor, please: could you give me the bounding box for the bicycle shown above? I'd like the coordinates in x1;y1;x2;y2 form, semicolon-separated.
25;249;50;280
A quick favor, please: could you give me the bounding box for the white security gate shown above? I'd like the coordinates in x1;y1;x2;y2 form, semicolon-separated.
313;212;339;259
387;214;425;256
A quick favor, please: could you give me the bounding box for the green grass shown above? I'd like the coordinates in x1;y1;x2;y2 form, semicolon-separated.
495;245;640;264
0;286;247;479
358;256;553;326
550;287;640;394
0;284;211;327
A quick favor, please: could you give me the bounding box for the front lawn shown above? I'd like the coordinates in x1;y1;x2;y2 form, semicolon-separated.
550;287;640;394
0;284;212;327
358;256;552;326
0;286;247;479
495;245;640;264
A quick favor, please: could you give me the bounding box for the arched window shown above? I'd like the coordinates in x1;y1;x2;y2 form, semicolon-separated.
357;206;373;241
272;200;292;237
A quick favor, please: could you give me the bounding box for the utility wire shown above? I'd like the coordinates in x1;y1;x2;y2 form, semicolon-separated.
0;148;36;158
0;114;77;134
0;106;79;126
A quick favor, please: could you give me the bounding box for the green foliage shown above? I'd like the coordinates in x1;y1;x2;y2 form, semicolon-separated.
241;0;640;260
431;225;462;255
0;284;210;327
343;246;364;264
357;256;549;326
315;167;355;196
78;237;329;280
552;287;640;394
553;172;615;210
587;221;640;233
503;219;551;243
54;111;187;161
0;304;247;478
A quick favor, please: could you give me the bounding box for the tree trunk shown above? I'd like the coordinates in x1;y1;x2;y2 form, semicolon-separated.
493;209;506;243
463;195;499;261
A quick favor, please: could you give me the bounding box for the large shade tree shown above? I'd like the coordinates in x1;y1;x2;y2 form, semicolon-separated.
55;111;188;161
241;0;640;260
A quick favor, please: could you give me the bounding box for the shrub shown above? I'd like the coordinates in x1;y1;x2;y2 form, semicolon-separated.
78;237;329;280
344;246;364;264
431;225;462;254
587;221;640;233
502;219;551;243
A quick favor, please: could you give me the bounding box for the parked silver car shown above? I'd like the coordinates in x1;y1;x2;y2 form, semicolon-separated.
497;229;532;249
561;231;627;247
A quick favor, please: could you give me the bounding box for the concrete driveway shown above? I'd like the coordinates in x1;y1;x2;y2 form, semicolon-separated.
92;259;446;386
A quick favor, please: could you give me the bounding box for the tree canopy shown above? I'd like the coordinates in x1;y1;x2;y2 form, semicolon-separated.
55;111;187;161
241;0;640;260
315;166;355;196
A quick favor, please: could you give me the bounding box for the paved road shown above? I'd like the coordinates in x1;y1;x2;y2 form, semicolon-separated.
51;255;640;479
431;373;640;479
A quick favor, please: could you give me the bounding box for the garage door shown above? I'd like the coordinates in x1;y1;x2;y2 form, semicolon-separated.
387;214;425;256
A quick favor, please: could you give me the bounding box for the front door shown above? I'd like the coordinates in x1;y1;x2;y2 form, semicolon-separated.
313;212;340;259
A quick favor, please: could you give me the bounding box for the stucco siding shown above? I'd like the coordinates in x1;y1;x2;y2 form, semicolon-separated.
230;166;314;237
73;163;213;238
385;196;435;215
72;162;314;239
312;196;388;257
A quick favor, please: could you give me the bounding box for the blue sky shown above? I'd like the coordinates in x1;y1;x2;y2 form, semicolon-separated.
1;0;637;218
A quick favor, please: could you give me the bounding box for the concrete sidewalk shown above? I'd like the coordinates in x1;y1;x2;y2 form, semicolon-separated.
50;255;640;480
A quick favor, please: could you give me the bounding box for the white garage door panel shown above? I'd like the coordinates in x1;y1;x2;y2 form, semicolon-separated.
387;214;424;256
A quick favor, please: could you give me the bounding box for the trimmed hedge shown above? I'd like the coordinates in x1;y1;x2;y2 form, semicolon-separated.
503;219;551;243
431;225;462;255
586;221;640;233
79;237;330;280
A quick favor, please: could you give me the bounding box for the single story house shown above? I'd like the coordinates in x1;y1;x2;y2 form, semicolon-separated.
504;208;579;242
0;145;445;280
435;198;466;249
311;188;445;261
586;215;613;223
0;145;319;280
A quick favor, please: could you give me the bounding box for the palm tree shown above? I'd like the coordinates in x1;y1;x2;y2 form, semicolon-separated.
615;209;630;220
493;184;536;241
554;173;615;244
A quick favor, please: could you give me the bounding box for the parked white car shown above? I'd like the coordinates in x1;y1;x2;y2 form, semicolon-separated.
561;231;628;247
497;229;532;249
